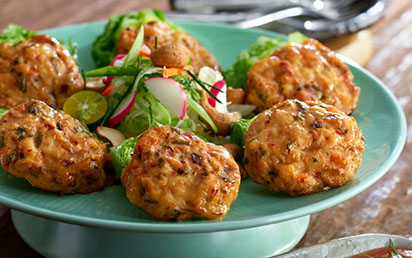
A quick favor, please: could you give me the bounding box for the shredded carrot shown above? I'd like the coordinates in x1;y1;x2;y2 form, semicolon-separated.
102;85;115;97
139;50;151;58
161;68;184;78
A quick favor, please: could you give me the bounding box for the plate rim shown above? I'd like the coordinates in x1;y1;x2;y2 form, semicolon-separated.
0;21;407;233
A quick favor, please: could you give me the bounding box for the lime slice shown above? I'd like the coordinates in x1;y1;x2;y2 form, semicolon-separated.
63;91;108;124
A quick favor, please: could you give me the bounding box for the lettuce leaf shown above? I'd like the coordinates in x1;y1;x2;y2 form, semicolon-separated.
0;109;8;118
0;24;36;45
91;9;182;68
223;32;307;89
230;118;253;148
110;137;138;178
230;118;254;165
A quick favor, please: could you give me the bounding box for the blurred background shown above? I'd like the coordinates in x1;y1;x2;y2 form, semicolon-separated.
0;0;396;66
169;0;387;40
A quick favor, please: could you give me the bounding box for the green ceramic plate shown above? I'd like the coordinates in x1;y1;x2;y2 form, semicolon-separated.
0;22;406;233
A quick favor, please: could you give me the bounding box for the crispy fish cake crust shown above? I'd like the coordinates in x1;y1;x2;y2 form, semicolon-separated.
244;100;364;196
246;39;360;114
121;126;241;221
0;35;84;109
116;21;221;73
0;100;106;194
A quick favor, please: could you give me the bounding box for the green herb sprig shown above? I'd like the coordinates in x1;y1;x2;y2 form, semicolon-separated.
186;70;222;104
349;240;373;258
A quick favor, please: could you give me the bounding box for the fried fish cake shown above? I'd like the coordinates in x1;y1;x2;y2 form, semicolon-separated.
0;100;106;194
116;21;174;55
115;21;221;73
246;39;360;114
121;126;241;221
0;35;84;109
244;100;364;196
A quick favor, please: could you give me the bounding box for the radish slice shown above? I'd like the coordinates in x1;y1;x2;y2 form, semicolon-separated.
144;77;187;120
198;66;223;87
110;54;126;66
197;67;229;114
208;80;229;114
227;104;256;117
104;54;126;86
208;80;226;108
96;126;126;146
107;90;137;127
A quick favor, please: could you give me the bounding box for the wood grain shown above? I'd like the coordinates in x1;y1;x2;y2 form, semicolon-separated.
298;0;412;247
0;0;411;257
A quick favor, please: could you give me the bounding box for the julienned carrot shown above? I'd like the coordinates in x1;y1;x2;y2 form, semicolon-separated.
102;85;115;97
161;68;184;77
139;50;151;58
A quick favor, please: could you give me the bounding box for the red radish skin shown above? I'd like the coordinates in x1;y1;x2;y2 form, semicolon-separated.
104;54;126;86
208;80;226;108
107;90;136;127
144;77;187;120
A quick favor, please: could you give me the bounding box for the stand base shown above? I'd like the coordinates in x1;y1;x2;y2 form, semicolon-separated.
12;210;309;258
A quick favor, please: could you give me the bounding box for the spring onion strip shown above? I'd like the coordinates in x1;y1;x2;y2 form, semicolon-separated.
349;240;373;258
186;70;222;104
390;239;400;256
123;26;144;67
187;95;217;133
80;69;87;90
85;66;137;77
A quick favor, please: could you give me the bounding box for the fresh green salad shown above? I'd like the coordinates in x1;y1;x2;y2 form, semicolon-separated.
0;24;37;45
91;9;183;67
85;25;232;177
0;109;9;118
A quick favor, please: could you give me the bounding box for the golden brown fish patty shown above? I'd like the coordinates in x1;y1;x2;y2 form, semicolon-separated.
0;100;106;194
0;34;84;109
244;100;364;196
246;39;360;114
121;126;241;221
115;21;221;73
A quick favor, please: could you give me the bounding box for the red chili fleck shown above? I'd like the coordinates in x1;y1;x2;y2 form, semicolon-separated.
265;119;270;124
300;177;306;183
335;130;342;135
45;124;55;130
170;171;177;175
270;143;275;147
212;188;218;195
183;132;193;139
151;163;156;168
27;149;32;152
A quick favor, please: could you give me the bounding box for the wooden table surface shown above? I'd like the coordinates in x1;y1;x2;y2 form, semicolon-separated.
1;0;412;257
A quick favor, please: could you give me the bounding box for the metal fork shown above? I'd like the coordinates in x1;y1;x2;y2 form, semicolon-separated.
167;0;387;39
